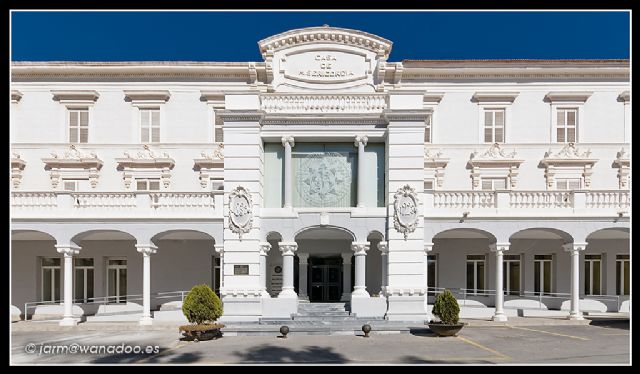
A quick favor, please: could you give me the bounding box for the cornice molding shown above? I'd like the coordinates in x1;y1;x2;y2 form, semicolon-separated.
541;143;596;164
216;110;265;122
617;90;630;103
261;113;385;126
258;26;392;59
124;90;171;102
383;109;432;122
11;90;23;103
544;91;593;103
423;92;445;105
200;91;226;108
471;91;519;103
51;90;99;103
116;145;175;168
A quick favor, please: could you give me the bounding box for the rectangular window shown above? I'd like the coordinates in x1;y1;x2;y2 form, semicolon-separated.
140;108;160;143
212;256;221;297
484;109;505;143
616;254;629;295
481;178;507;190
557;108;578;143
68;108;89;143
41;258;61;302
534;255;553;295
74;258;94;303
213;111;224;143
107;259;127;304
63;179;90;192
466;255;485;295
427;254;437;295
136;178;161;191
584;254;602;296
503;255;521;296
425;114;432;143
424;179;435;191
556;178;582;190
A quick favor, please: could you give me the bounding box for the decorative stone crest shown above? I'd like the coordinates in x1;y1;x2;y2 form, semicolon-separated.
11;152;26;189
229;186;253;240
194;145;224;189
467;143;523;189
471;143;517;160
613;148;630;189
539;143;597;189
544;142;591;160
393;185;419;240
116;145;175;189
42;145;103;189
297;152;352;207
424;149;449;188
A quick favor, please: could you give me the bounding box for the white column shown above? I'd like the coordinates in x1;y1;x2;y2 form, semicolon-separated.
378;241;389;292
214;244;224;289
298;253;309;301
258;242;271;298
351;242;370;298
56;243;81;326
278;242;298;298
354;135;368;208
340;252;352;301
490;243;509;322
282;136;295;209
424;243;434;322
136;243;157;326
564;242;586;320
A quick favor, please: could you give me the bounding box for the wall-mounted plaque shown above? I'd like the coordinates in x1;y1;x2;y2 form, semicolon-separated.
234;265;249;275
393;184;419;240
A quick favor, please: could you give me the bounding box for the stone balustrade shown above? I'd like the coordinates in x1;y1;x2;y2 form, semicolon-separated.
424;189;629;217
260;93;388;113
11;191;222;219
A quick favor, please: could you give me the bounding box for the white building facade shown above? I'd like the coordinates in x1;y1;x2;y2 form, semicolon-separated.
10;27;630;326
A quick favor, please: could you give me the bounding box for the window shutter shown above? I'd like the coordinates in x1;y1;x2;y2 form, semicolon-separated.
567;110;576;126
484;111;493;126
557;128;565;143
149;180;160;191
481;180;492;190
495;110;504;126
557;110;565;127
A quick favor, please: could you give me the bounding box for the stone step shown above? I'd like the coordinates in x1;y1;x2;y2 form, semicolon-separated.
297;310;349;316
293;315;358;322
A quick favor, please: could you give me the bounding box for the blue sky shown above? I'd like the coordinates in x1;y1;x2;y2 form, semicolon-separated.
11;11;630;61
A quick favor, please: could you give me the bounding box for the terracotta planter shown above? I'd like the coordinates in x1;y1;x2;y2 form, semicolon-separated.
179;324;224;342
428;322;464;337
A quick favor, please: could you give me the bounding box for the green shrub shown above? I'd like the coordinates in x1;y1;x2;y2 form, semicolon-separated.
431;289;460;325
182;284;223;325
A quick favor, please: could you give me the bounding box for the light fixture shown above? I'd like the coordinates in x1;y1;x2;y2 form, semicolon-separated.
460;211;470;223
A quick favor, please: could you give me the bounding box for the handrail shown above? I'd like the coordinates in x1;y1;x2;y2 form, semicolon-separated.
427;287;621;310
23;290;188;321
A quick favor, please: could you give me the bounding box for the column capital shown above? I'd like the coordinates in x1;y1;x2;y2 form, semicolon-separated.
351;242;370;255
279;242;298;256
563;242;588;253
214;244;224;255
258;242;271;256
354;135;368;147
378;241;389;254
55;244;81;256
341;252;353;263
489;242;510;253
297;252;309;264
136;243;158;256
424;242;434;253
281;135;295;148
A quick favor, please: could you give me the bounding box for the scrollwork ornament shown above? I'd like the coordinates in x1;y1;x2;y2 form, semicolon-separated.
393;184;419;240
229;186;253;241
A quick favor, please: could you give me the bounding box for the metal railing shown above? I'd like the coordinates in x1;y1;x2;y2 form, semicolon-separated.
23;290;188;321
427;287;621;310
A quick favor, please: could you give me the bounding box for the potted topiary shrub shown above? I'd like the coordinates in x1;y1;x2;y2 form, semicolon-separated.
428;289;464;337
179;284;225;342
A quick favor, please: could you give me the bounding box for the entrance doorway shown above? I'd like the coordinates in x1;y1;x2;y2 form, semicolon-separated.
309;257;342;302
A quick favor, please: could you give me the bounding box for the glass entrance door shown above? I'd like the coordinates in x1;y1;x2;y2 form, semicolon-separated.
310;261;341;302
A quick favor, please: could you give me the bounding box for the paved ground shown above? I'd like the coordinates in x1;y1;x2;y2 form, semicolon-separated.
11;319;629;364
